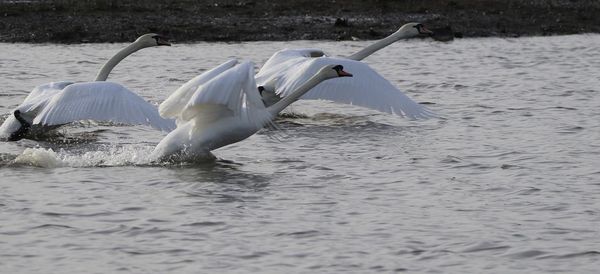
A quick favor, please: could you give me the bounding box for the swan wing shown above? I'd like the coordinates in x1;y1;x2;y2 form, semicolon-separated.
181;61;272;129
180;61;246;121
32;82;175;131
17;81;74;113
264;57;434;119
159;59;238;119
1;81;74;139
258;48;328;77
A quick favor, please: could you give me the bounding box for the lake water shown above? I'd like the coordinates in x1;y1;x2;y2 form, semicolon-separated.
1;35;599;273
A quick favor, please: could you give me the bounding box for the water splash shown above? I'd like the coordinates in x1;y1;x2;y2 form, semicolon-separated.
13;148;62;168
11;145;156;168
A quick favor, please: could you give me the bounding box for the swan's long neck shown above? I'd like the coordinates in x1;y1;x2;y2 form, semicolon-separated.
94;41;145;81
346;32;403;61
267;73;328;116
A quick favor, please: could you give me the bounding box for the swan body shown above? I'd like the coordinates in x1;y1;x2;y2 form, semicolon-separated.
152;59;352;161
0;33;174;141
256;23;434;119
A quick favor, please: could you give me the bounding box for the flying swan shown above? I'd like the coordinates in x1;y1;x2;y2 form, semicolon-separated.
151;59;353;161
255;22;435;119
0;33;176;141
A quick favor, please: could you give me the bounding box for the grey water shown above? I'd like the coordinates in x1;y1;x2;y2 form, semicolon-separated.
1;35;599;273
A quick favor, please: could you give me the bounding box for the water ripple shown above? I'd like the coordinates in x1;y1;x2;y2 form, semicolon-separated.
1;36;599;273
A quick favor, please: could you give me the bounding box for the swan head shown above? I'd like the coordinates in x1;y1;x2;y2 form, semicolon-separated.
394;23;433;38
134;33;171;48
317;64;353;79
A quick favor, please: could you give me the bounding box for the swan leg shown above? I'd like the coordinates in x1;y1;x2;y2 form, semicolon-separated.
8;110;31;141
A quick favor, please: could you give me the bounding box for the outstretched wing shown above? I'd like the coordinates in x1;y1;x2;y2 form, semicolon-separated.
257;54;434;119
17;81;74;113
1;81;73;139
181;60;272;129
33;82;175;132
258;48;327;78
159;59;238;119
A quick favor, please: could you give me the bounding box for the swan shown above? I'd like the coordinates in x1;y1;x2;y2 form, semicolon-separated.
0;33;175;141
151;59;352;161
255;22;435;119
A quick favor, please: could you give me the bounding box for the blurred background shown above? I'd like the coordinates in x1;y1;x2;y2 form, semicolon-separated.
1;0;600;43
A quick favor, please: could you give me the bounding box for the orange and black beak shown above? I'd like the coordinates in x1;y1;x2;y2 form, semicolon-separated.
332;65;353;77
153;35;171;46
415;24;434;35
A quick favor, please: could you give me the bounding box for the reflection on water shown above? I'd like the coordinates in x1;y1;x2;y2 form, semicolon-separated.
1;35;600;273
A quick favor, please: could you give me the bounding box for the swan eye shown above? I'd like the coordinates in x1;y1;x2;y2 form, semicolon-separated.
332;65;344;72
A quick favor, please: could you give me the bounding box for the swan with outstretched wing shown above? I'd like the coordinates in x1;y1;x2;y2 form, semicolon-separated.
255;23;435;119
0;33;175;141
152;59;353;161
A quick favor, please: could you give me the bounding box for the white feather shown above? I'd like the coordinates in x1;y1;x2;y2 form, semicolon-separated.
159;59;238;119
32;82;175;131
152;60;280;161
259;48;328;74
1;82;74;139
180;60;272;129
256;49;434;119
17;81;74;114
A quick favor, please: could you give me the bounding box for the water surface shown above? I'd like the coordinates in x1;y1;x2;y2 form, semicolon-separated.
1;35;599;273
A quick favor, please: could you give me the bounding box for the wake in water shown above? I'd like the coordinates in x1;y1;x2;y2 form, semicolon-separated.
1;112;412;168
5;144;234;168
9;145;157;168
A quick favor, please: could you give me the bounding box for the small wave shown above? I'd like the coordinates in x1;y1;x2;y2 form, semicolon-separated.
76;60;98;64
462;241;510;253
473;104;495;109
183;221;226;227
549;106;578;111
440;155;462;164
506;187;541;196
557;126;585;134
541;251;600;259
237;251;271;259
30;224;74;230
276;230;320;238
505;249;547;259
500;164;524;169
115;247;189;256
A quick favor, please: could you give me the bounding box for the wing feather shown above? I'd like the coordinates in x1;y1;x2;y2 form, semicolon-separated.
32;82;175;131
159;59;238;119
17;81;74;114
259;48;328;76
180;61;272;129
257;53;434;119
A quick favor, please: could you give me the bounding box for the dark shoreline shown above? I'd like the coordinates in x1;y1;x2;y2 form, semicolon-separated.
1;0;599;43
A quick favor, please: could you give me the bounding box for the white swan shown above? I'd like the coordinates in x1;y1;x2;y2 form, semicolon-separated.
151;59;353;161
0;33;175;141
255;22;435;119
